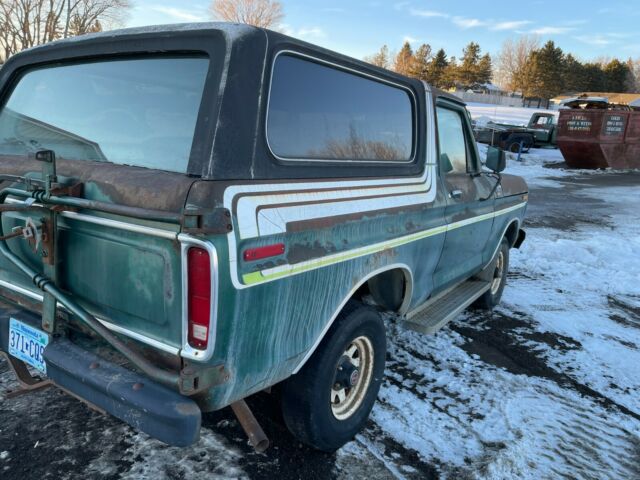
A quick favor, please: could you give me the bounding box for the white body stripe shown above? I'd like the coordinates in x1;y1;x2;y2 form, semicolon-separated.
256;186;436;237
236;166;435;239
244;202;526;286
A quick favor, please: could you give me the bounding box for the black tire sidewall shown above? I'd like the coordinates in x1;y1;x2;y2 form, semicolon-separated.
487;239;510;307
281;303;386;451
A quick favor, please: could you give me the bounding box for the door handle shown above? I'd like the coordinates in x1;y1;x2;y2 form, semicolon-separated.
449;189;463;199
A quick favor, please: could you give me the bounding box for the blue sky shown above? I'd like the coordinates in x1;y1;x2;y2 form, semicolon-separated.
127;1;640;61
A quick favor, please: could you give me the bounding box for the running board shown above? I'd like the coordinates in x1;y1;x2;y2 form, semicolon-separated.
403;280;491;334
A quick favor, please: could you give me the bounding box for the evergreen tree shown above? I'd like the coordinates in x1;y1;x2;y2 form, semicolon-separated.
583;62;607;91
409;43;432;80
443;56;458;89
394;41;414;76
517;50;538;97
527;41;565;99
562;53;588;93
457;42;482;88
603;59;631;92
426;48;449;88
477;53;492;85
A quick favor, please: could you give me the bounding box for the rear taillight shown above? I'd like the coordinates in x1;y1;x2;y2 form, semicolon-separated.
187;247;211;350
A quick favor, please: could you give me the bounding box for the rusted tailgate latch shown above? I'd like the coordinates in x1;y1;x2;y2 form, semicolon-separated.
182;208;233;234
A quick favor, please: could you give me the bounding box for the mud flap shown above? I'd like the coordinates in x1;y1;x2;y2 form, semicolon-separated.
43;338;201;447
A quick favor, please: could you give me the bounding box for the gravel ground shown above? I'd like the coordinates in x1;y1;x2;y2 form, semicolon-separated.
1;156;639;479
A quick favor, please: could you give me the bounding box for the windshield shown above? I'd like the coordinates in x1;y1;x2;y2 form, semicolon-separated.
0;56;209;173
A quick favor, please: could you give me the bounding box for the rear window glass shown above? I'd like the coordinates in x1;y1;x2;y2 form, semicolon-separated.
0;57;209;173
267;54;414;162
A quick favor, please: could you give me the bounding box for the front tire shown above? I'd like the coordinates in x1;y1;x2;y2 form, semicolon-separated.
281;301;386;451
474;239;509;310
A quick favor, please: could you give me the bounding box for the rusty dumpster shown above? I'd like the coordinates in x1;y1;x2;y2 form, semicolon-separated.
557;107;640;169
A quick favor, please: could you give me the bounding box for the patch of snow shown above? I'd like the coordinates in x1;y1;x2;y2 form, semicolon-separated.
367;147;640;478
118;431;246;479
477;142;568;188
467;103;557;127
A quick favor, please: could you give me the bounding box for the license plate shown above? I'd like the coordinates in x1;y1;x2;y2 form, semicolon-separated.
8;318;49;374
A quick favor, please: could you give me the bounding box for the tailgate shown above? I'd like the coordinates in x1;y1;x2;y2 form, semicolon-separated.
0;204;184;350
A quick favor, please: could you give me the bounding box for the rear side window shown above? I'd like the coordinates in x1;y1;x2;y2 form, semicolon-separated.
267;54;414;163
0;57;209;173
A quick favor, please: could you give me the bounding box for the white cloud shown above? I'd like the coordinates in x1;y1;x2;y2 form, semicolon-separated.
410;9;449;18
528;26;575;35
149;6;206;22
298;27;326;38
491;20;532;31
280;24;326;40
452;17;486;29
606;32;638;39
574;35;613;46
403;35;420;44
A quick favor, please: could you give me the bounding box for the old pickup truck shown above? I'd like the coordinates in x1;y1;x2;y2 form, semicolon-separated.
0;23;527;452
474;111;558;153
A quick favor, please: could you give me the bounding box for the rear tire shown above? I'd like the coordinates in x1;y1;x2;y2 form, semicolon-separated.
281;301;386;452
505;134;533;154
474;239;509;310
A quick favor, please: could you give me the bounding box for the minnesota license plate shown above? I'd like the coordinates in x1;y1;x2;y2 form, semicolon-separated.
8;318;49;374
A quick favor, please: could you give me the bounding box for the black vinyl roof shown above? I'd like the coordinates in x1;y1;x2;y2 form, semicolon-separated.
0;23;447;180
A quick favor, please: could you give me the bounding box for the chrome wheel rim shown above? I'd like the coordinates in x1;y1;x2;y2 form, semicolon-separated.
330;336;374;420
490;251;505;295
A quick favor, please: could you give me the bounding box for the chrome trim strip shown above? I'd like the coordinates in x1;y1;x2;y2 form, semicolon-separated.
4;198;178;240
96;318;180;355
0;279;180;355
0;279;42;301
265;49;419;165
178;234;219;362
60;210;178;240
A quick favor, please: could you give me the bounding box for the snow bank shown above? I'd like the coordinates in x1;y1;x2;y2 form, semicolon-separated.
467;103;558;127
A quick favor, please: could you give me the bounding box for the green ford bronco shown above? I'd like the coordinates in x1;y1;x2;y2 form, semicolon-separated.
0;23;527;452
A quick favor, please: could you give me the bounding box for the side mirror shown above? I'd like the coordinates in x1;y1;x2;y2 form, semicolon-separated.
485;146;506;173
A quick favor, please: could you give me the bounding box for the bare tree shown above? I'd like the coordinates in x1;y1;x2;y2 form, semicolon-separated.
210;0;284;28
0;0;130;64
364;45;391;69
494;35;540;92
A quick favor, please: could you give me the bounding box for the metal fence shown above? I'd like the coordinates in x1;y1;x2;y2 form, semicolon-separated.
451;92;524;107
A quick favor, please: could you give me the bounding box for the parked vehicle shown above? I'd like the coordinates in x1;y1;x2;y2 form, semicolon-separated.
474;112;558;152
0;23;528;452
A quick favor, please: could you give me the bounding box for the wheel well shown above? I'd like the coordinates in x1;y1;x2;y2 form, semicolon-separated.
506;133;534;145
504;220;520;247
353;267;412;314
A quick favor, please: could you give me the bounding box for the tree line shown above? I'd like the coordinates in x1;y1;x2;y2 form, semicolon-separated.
365;41;493;92
366;37;640;99
0;0;131;64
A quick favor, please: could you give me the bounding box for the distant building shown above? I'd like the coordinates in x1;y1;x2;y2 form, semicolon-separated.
450;83;509;96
